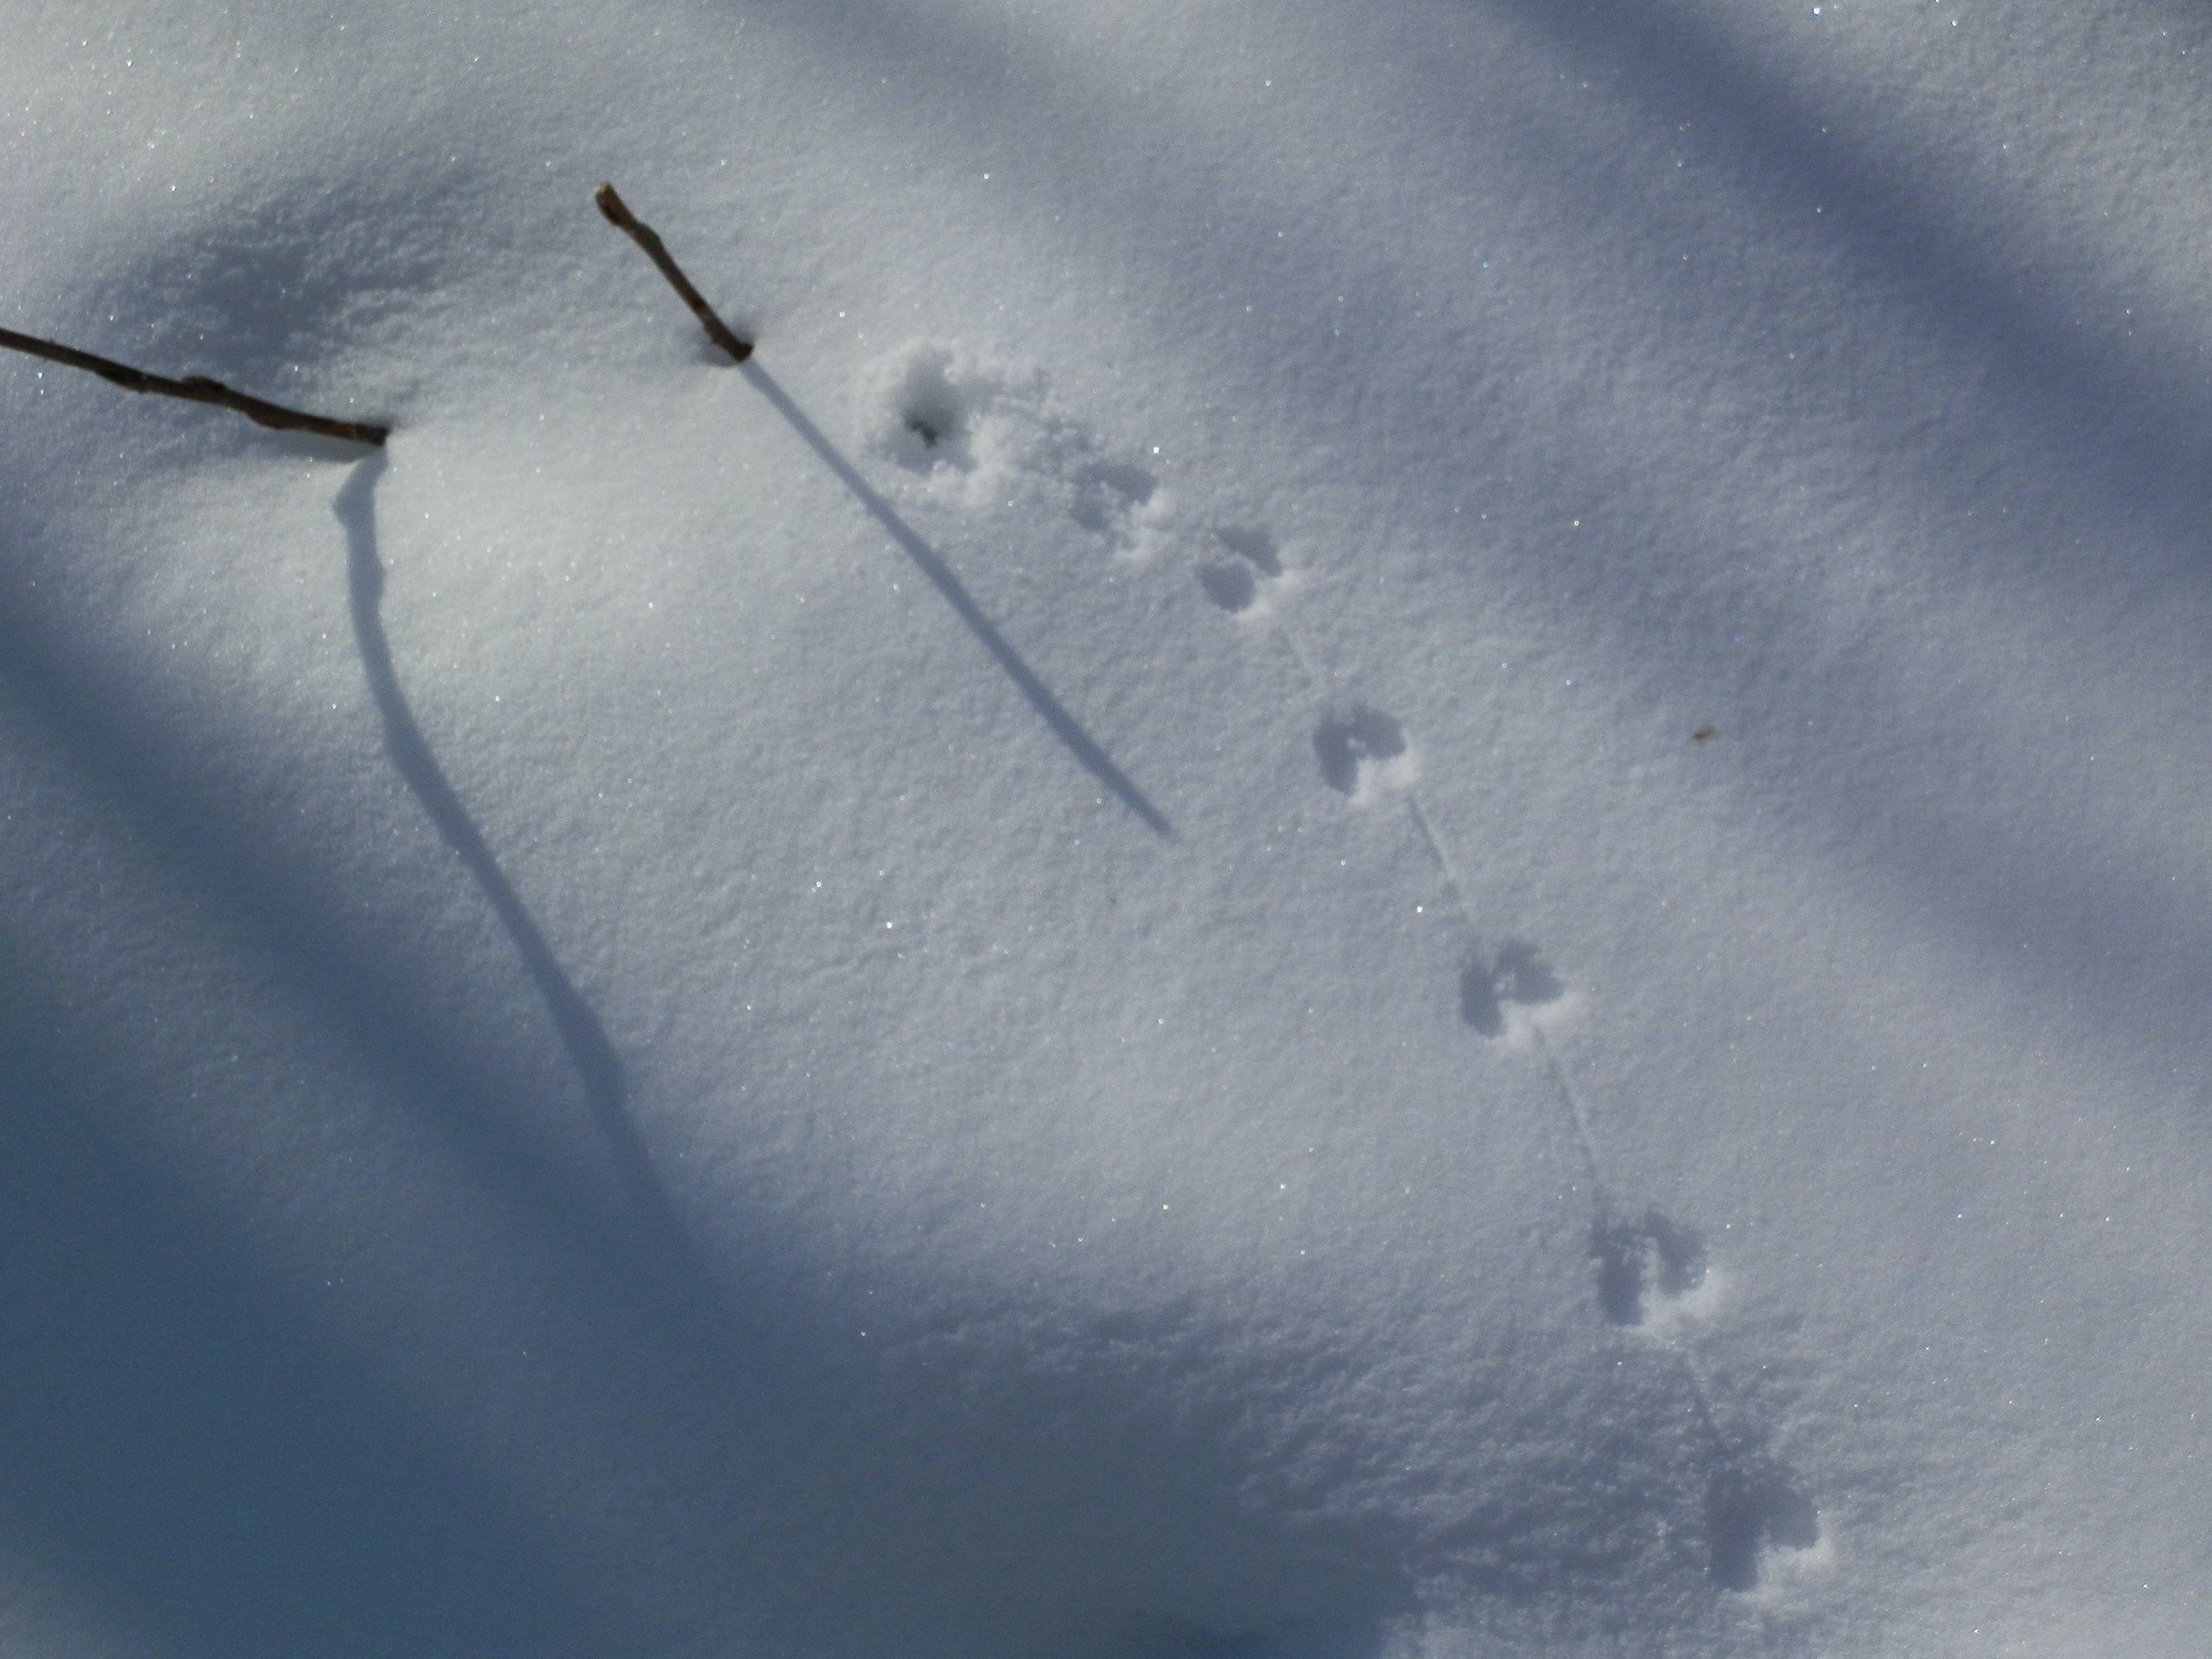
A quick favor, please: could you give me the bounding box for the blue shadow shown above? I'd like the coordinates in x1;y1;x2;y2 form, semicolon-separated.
739;359;1174;839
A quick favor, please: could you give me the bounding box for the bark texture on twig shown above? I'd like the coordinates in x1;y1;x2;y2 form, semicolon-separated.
595;183;754;364
0;325;390;447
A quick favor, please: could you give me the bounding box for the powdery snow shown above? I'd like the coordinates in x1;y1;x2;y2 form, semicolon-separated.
1;3;2207;1657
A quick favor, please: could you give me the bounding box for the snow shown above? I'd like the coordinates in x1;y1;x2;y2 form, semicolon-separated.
2;2;2207;1656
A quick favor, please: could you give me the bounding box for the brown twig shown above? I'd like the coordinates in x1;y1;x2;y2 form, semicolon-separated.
0;325;389;447
595;183;753;364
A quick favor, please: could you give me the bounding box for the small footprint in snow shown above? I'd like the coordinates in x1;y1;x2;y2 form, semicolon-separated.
1586;1208;1824;1589
1705;1456;1822;1592
1197;525;1293;616
1070;458;1162;551
874;344;981;475
1155;499;1824;1597
863;340;1170;555
1313;703;1417;804
1590;1208;1708;1329
1168;507;1824;1599
1457;939;1565;1039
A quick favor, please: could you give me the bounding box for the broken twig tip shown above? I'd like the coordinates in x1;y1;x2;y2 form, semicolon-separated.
595;180;754;364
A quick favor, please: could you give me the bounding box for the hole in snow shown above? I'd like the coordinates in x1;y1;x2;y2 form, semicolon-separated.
1706;1461;1820;1591
874;344;979;473
896;380;967;462
1203;525;1290;615
1591;1209;1706;1327
1459;939;1563;1036
1200;560;1258;613
1458;958;1506;1038
1313;705;1407;796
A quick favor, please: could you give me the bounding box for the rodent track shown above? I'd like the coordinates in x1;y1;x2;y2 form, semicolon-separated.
1069;459;1160;546
1592;1208;1706;1328
1458;939;1565;1038
860;346;1830;1595
866;340;1167;556
1176;508;1820;1593
880;346;977;474
1706;1458;1822;1592
1312;703;1409;798
1198;526;1286;615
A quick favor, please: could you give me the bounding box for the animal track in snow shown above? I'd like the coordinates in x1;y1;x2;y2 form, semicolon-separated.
1197;525;1291;617
1156;505;1823;1595
1378;718;1817;1589
1457;939;1566;1039
1591;1208;1708;1329
1197;559;1258;614
1579;1195;1822;1587
1705;1456;1823;1592
1312;703;1417;803
861;340;1170;555
1069;458;1162;550
877;344;979;475
1586;1202;1822;1589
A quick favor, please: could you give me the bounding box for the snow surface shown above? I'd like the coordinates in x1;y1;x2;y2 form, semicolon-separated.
2;2;2208;1656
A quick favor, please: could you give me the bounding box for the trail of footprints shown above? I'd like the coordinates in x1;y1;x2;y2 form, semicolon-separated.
870;340;1168;558
1206;523;1824;1595
874;344;1823;1594
1196;516;1826;1595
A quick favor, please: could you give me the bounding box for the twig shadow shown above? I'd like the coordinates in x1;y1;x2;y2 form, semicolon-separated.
737;359;1174;839
333;457;712;1301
